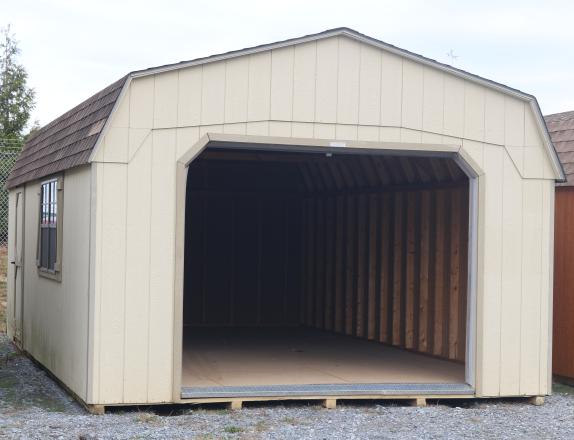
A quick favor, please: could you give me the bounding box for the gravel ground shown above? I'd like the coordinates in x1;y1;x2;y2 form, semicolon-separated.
2;334;574;439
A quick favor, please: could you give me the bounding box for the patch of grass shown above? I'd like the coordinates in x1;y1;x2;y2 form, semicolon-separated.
253;420;268;432
223;426;243;434
281;416;300;425
135;412;159;423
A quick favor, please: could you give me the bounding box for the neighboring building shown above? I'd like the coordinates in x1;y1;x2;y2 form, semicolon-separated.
6;28;562;412
545;110;574;383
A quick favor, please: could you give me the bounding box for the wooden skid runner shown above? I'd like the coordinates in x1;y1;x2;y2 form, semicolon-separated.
88;394;547;414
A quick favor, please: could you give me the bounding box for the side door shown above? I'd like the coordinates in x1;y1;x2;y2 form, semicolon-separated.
12;190;24;344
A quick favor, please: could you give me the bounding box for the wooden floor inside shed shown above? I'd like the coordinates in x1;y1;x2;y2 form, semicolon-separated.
181;327;465;388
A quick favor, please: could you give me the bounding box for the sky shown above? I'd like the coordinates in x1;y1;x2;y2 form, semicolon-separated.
4;0;574;127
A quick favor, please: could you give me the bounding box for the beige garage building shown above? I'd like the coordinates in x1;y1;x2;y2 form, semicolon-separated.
5;28;563;411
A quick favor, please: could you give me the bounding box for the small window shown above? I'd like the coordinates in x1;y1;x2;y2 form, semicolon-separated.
38;177;62;279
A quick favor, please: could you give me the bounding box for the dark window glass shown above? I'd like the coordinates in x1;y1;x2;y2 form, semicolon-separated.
39;180;58;271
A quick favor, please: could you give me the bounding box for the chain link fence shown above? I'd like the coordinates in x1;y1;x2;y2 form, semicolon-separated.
0;141;19;332
0;143;20;246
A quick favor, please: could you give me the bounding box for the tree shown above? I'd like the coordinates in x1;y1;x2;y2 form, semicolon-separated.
0;25;35;150
0;25;35;247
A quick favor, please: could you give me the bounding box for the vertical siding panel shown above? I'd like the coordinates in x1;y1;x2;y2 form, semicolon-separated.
178;67;202;127
92;163;104;402
147;130;176;402
301;198;308;325
367;194;378;340
499;154;523;395
418;190;430;353
392;193;403;346
520;180;543;395
129;76;154;129
505;98;525;147
358;44;381;126
176;126;200;160
422;68;444;134
324;197;335;330
224;57;249;123
355;194;367;337
380;52;403;126
345;195;356;335
270;47;294;121
401;60;424;130
98;164;127;403
334;195;345;332
379;193;392;343
480;145;504;396
292;42;317;122
405;192;417;349
154;71;178;129
432;190;445;357
123;137;152;402
247;52;272;121
524;107;541;147
485;90;505;145
315;37;339;123
305;198;315;326
315;199;325;328
200;62;226;126
464;83;486;142
443;76;465;138
337;38;360;125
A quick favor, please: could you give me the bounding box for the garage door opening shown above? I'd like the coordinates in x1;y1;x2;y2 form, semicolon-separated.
180;144;472;398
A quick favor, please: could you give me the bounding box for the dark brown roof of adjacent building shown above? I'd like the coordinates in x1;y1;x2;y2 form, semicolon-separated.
6;76;127;189
545;111;574;186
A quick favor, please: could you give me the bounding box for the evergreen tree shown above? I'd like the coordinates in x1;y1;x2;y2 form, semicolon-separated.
0;25;35;246
0;25;35;150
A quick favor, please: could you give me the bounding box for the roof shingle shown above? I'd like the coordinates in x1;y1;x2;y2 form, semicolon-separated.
6;76;127;189
545;111;574;186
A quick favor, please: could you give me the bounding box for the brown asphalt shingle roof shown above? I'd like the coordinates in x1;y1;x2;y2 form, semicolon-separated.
6;76;127;189
545;111;574;186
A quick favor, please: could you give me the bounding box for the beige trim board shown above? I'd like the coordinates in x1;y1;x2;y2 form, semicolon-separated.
176;132;463;166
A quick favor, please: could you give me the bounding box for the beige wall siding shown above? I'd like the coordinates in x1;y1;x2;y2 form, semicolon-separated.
89;34;556;403
7;166;92;400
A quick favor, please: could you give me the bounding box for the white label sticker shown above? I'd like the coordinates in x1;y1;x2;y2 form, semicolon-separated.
329;141;347;148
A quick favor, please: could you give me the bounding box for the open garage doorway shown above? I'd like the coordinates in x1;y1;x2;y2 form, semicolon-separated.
179;139;475;399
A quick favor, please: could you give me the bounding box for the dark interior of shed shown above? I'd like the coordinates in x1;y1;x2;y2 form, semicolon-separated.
181;146;470;390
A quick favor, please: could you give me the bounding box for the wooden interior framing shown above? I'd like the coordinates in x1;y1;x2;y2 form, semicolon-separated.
183;148;469;364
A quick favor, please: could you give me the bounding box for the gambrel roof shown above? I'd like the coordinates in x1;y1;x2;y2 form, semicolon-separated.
6;76;126;189
7;27;564;189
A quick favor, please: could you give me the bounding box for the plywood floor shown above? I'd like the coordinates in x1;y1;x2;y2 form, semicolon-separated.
182;327;465;388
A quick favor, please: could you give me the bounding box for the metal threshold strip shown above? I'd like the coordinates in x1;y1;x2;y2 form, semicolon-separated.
181;383;474;399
